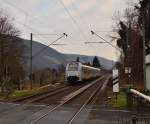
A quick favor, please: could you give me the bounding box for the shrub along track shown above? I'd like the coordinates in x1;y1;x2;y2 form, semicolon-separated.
13;85;67;104
13;78;98;105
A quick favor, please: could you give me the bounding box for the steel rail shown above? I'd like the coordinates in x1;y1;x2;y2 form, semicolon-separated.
30;76;104;124
27;87;73;104
0;86;70;115
66;76;110;124
13;86;66;103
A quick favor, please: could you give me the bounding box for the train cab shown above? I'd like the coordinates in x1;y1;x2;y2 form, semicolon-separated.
65;62;82;82
65;61;101;84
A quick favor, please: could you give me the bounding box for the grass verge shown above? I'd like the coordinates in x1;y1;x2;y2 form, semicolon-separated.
108;91;128;108
0;84;61;101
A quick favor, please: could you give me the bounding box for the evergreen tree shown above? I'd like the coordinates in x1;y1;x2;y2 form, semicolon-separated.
113;0;150;87
76;57;80;62
136;0;150;54
92;56;101;68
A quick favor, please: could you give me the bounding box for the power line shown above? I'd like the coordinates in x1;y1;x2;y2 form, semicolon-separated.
15;20;69;58
33;34;61;36
91;30;121;52
51;43;67;46
3;0;68;46
58;0;88;42
15;20;51;45
32;33;68;59
95;30;116;33
85;42;106;44
31;33;63;45
15;18;65;46
2;0;57;34
69;0;91;33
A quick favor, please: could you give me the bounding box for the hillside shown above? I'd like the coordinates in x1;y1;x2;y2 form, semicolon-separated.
23;39;112;71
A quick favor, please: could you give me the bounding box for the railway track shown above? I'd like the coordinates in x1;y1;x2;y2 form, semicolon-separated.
30;75;108;124
0;78;100;115
0;85;70;116
66;75;111;124
13;78;100;105
13;85;67;104
34;85;86;105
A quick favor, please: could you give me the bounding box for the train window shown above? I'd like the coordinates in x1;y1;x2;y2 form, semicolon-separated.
82;67;88;73
68;63;78;71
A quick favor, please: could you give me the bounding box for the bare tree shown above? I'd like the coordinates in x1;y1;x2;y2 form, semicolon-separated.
111;6;144;87
0;10;26;94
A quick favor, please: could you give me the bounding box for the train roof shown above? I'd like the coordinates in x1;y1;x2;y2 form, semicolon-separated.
67;61;100;71
81;64;101;71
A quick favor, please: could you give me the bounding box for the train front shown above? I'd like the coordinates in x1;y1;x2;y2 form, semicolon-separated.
65;62;81;83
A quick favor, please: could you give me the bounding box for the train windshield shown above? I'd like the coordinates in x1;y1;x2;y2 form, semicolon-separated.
68;62;78;71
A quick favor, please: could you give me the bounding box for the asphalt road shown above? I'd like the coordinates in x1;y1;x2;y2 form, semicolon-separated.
0;75;150;124
0;100;150;124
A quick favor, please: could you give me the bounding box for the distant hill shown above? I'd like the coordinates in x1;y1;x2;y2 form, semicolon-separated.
22;39;112;71
65;54;112;70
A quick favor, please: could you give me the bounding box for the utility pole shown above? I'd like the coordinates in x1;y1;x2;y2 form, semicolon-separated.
29;33;67;89
32;33;68;58
126;23;130;85
142;17;146;91
112;60;114;69
0;35;4;80
30;33;33;89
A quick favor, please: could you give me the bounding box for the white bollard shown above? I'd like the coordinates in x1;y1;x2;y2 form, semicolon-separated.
112;69;119;93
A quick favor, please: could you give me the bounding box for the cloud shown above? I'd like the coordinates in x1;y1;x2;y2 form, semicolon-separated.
0;0;139;60
61;0;76;6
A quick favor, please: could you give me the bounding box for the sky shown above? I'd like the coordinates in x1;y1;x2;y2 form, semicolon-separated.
0;0;139;61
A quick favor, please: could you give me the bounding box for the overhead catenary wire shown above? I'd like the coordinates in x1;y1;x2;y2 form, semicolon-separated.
67;0;117;48
95;30;116;32
69;0;118;42
58;0;88;42
91;30;121;52
69;0;92;34
29;33;63;45
2;0;63;44
68;2;105;57
2;0;68;47
0;3;68;59
85;42;106;44
33;34;61;36
15;19;52;45
2;0;57;34
9;19;68;59
3;0;89;45
9;13;65;47
32;33;68;59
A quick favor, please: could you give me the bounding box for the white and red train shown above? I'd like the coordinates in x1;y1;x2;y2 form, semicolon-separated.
65;61;100;83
